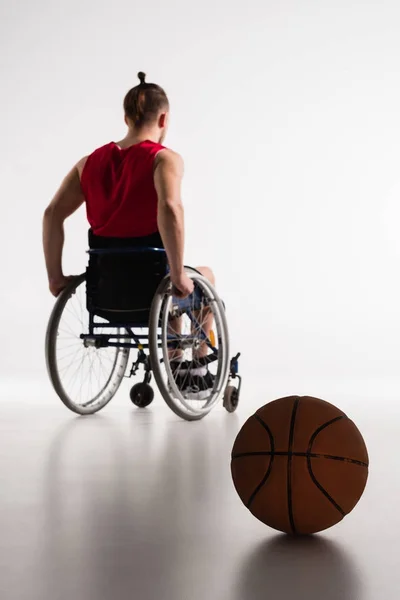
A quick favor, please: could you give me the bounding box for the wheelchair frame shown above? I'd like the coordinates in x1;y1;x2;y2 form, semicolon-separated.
45;246;242;420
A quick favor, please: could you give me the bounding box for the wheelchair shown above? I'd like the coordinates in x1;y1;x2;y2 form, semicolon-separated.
45;244;242;421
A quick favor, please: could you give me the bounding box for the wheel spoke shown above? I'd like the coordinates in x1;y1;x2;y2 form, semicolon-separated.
149;273;230;420
47;276;129;414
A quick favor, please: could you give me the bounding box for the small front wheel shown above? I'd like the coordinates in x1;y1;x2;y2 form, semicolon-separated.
223;386;239;413
130;383;154;408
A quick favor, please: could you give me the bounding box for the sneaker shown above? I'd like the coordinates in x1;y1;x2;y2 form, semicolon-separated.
169;361;215;400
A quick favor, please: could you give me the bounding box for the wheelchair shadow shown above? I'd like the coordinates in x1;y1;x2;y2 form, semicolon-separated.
44;413;126;467
235;534;363;600
38;415;131;596
38;409;245;599
40;410;235;598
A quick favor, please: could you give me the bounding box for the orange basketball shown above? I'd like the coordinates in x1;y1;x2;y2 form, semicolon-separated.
231;396;369;535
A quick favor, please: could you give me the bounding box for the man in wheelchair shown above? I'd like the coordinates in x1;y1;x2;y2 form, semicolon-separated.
43;73;240;420
42;72;220;401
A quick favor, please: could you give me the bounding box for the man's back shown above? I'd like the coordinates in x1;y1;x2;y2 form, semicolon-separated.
81;140;165;238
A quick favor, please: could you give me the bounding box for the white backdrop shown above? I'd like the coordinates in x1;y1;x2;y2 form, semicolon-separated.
1;0;400;389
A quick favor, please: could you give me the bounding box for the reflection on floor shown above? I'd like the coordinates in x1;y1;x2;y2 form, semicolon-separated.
0;377;398;600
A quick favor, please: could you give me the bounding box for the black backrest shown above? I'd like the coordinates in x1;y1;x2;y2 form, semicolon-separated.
86;230;167;325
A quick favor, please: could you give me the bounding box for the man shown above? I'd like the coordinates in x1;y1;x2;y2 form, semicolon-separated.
42;72;215;395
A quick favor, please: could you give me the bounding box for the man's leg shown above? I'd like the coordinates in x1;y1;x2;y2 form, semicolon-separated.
168;266;215;360
168;315;183;362
193;267;215;359
168;266;217;396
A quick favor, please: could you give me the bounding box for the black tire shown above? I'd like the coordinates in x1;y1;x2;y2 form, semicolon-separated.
130;383;154;408
223;386;239;413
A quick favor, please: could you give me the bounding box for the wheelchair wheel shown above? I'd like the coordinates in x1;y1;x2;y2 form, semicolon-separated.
223;385;240;413
45;274;130;415
149;269;230;421
130;383;154;408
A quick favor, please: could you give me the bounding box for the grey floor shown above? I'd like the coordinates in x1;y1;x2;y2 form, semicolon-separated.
0;376;398;600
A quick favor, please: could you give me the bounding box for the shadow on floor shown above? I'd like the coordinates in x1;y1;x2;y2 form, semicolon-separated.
236;533;363;600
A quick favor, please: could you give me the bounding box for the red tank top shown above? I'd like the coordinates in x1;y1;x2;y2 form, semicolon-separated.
81;140;165;237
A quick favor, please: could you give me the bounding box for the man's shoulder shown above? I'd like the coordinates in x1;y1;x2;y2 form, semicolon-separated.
75;142;114;178
155;148;183;171
77;142;116;173
76;155;89;178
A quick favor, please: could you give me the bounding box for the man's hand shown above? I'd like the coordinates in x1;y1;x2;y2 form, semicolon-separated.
49;275;77;297
171;271;194;299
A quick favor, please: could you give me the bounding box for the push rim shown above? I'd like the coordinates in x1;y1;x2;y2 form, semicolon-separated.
45;275;130;415
149;272;230;420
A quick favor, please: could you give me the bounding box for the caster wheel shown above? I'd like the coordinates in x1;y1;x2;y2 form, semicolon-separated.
223;385;239;413
130;383;154;408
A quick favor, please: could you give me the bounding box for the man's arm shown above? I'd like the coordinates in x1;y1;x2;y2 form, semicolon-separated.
154;150;194;297
42;157;87;293
154;150;185;277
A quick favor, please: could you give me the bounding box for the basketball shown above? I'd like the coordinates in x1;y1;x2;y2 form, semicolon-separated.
231;396;369;535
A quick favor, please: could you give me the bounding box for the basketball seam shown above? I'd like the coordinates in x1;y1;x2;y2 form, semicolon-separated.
306;456;346;517
307;416;347;517
231;451;368;468
246;415;275;510
308;416;345;448
287;397;300;534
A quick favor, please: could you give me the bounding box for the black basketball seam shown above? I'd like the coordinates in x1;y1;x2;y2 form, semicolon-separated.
308;416;345;448
307;415;347;517
231;451;368;468
254;414;275;439
246;415;275;510
307;456;346;516
287;397;300;534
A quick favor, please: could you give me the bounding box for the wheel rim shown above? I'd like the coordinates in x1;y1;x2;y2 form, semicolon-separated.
231;389;239;408
46;276;129;414
149;273;230;418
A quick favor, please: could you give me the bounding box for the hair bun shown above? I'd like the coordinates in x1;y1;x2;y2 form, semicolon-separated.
137;71;146;85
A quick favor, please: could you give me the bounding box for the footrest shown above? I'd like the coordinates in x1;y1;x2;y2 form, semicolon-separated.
230;352;241;376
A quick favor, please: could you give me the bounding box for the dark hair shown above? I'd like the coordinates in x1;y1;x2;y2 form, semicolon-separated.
123;72;169;127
